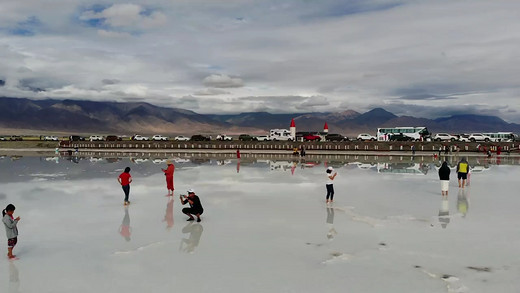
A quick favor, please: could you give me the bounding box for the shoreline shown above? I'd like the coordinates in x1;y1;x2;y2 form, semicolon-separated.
1;147;519;157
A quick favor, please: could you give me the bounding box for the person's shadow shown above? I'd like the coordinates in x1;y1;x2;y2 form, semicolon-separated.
119;207;132;242
457;188;469;218
163;197;174;230
180;222;204;253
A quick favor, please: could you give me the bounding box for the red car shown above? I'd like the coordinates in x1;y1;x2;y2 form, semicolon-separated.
303;134;322;142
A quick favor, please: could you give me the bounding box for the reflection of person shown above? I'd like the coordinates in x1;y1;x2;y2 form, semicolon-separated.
457;188;469;218
118;167;132;205
180;222;203;253
162;160;175;196
9;261;20;293
119;207;131;242
438;161;451;196
325;167;337;204
456;158;469;188
180;189;204;222
163;197;174;230
438;196;450;229
2;204;20;259
326;207;337;240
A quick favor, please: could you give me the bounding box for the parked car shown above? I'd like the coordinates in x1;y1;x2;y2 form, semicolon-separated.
69;135;85;141
389;134;414;141
133;135;149;141
458;134;470;142
216;134;233;141
469;133;491;142
357;133;376;141
174;135;190;141
325;133;348;142
44;136;59;141
433;133;457;141
255;135;270;141
190;134;210;141
9;135;23;141
239;134;257;141
89;135;104;141
152;135;168;141
303;134;322;142
105;135;122;141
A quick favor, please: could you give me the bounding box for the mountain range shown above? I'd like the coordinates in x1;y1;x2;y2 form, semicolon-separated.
0;97;519;136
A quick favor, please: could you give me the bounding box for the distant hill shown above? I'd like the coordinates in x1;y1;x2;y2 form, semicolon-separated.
0;97;519;136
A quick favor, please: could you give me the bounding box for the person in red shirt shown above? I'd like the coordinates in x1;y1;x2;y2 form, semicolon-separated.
162;160;175;196
118;167;132;205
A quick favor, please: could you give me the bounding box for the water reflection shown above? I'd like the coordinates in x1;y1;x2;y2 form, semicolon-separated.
438;196;450;229
180;222;203;254
457;189;469;218
9;262;20;293
119;207;132;242
326;207;337;240
163;197;174;230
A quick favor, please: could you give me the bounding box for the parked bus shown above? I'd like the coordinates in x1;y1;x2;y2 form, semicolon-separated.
482;132;517;142
377;127;430;141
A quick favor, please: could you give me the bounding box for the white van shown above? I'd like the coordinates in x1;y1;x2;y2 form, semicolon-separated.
269;129;294;141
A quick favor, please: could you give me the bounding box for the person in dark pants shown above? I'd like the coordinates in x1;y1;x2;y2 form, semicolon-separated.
325;167;337;203
118;167;132;205
180;189;204;222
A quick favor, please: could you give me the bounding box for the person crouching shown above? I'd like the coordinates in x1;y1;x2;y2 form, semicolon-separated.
180;189;204;222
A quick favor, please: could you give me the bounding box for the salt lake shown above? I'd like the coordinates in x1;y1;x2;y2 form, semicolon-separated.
0;154;519;293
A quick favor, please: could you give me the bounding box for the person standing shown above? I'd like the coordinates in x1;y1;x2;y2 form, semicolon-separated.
2;204;20;260
118;167;132;205
438;161;451;196
325;166;337;203
162;160;175;196
456;157;470;188
180;189;204;222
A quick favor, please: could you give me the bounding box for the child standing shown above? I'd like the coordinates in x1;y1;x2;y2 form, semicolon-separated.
2;204;20;259
118;167;133;205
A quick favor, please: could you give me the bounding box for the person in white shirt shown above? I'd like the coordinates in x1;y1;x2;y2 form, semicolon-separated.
325;167;337;203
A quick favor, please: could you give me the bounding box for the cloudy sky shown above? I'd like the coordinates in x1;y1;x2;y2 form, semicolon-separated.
0;0;519;122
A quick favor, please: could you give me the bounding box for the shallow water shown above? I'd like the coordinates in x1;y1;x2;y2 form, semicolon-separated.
0;154;519;293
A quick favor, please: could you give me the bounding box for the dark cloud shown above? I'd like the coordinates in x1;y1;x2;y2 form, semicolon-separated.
398;94;457;101
102;79;120;85
0;79;5;86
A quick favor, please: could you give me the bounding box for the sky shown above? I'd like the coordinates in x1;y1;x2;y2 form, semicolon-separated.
0;0;519;122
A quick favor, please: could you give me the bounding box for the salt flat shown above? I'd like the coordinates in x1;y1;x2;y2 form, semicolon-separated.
0;155;519;293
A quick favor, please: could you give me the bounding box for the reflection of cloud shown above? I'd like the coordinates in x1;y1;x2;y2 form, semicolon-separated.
0;192;6;200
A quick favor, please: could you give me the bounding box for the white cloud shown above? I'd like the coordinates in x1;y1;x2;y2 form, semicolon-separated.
0;0;519;122
203;74;244;88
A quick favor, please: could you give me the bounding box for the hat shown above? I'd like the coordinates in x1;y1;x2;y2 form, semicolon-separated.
327;166;334;171
187;188;195;194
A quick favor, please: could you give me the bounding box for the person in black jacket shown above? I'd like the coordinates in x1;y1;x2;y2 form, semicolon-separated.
180;189;204;222
438;161;451;196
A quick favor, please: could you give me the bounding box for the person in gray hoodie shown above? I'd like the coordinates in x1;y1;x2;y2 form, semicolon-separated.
3;204;20;259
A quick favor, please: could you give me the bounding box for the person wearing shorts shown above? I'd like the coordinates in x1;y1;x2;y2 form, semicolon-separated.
438;161;451;196
457;158;469;188
3;204;20;259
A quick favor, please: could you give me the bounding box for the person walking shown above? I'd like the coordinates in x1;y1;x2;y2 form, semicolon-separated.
438;161;451;196
325;166;337;204
2;204;20;260
118;167;132;205
456;157;470;188
162;160;175;196
180;189;204;222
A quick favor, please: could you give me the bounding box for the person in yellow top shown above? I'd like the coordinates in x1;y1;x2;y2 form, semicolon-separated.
456;157;470;188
